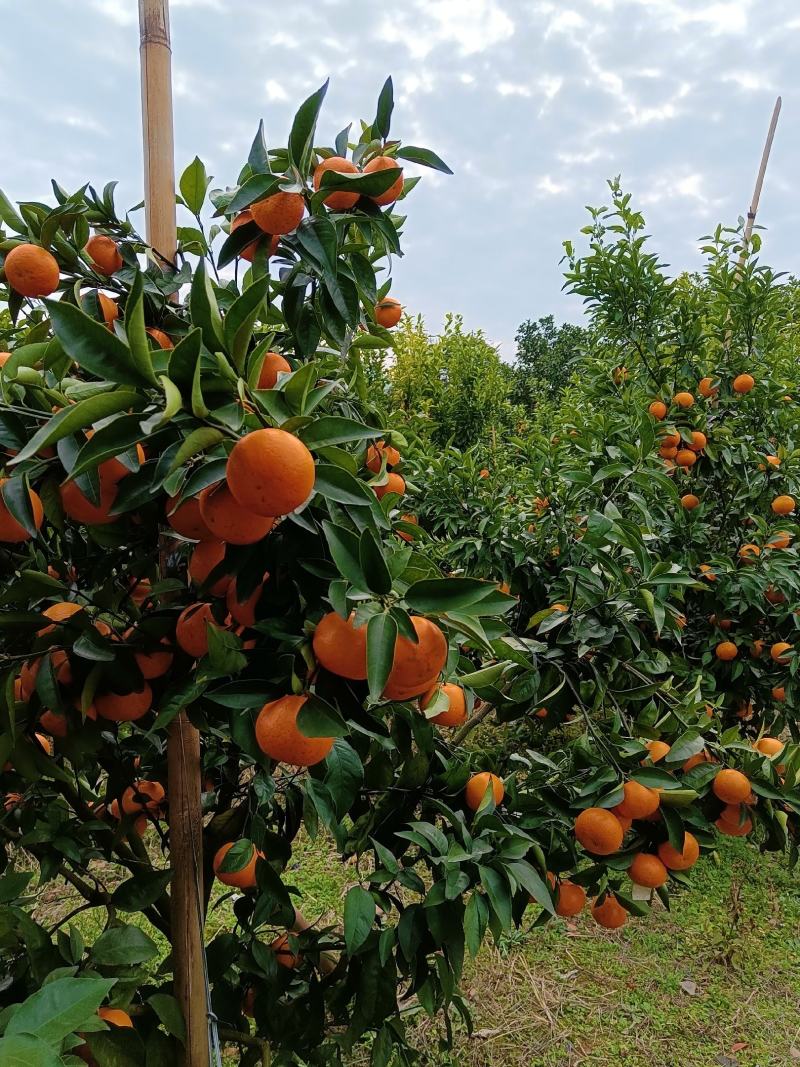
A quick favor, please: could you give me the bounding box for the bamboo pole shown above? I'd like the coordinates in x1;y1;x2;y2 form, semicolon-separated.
138;4;210;1065
742;96;781;249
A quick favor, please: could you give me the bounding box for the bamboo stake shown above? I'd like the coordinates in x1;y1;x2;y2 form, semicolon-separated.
742;96;781;247
138;4;210;1065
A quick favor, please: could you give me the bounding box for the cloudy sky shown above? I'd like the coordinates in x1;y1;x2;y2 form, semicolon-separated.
0;0;797;354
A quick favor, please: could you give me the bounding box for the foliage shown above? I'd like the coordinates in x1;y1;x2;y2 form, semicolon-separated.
510;314;588;409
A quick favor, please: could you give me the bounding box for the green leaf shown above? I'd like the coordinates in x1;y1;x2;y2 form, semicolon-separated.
360;529;392;595
405;577;500;614
395;146;453;174
0;1035;63;1067
367;612;397;699
0;188;27;233
179;156;208;215
322;521;368;589
110;870;171;912
478;866;511;928
288;80;329;171
373;76;394;139
153;375;183;427
343;885;375;955
314;464;377;506
248;120;269;174
167;327;202;388
223;275;269;372
226;173;281;216
507;860;554;915
124;271;158;385
147;993;186;1042
295;215;338;277
6;976;114;1043
67;414;145;482
206;624;246;674
167;428;224;473
464;892;488;957
9;390;142;467
91;925;158;967
298;416;381;450
1;477;38;538
44;299;151;386
297;693;348;738
324;740;364;818
189;259;223;352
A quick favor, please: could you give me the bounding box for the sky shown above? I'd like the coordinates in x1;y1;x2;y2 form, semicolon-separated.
0;0;798;355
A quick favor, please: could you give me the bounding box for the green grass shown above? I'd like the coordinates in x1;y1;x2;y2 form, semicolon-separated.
28;835;800;1067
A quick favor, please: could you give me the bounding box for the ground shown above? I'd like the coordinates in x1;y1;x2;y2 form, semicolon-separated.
29;833;800;1066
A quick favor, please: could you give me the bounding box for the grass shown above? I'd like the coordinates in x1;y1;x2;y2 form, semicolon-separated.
26;834;800;1067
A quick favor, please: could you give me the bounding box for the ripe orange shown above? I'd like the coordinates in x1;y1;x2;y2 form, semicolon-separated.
39;709;68;738
3;243;60;297
676;449;697;467
574;808;624;855
628;853;668;888
146;327;173;350
397;513;418;542
95;685;152;723
366;440;401;472
60;474;118;525
175;602;218;658
591;894;627;929
198;483;274;545
644;739;670;763
465;771;504;811
35;733;54;756
255;694;334;767
420;682;467;727
479;468;490;479
313;155;360;211
673;391;694;408
226;579;265;628
765;586;786;605
257;351;291;389
613;780;660;820
552;878;586;917
86;234;123;274
38;601;83;635
682;750;709;772
715;641;738;661
659;445;678;460
657;831;699;870
716;812;752;836
712;768;750;804
754;737;783;758
98;1007;133;1028
681;493;700;510
18;658;40;699
312;612;368;680
124;629;173;680
738;543;760;562
121;780;164;815
97;292;119;329
766;530;792;549
227;428;315;517
661;431;681;448
698;376;717;398
213;840;261;889
383;616;448;700
230;210;279;261
271;932;301;968
374;472;405;500
165;494;214;541
732;373;754;393
375;297;402;328
648;400;667;419
0;351;9;367
250;191;305;235
362;155;404;205
771;686;785;702
0;479;44;542
688;431;707;451
188;540;230;597
771;495;795;516
770;641;792;664
760;454;781;470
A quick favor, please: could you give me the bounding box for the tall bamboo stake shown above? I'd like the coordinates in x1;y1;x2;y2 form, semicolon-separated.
138;3;210;1064
742;96;781;249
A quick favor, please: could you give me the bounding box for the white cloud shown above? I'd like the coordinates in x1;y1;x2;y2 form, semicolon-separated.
265;80;289;102
497;81;532;97
90;0;135;26
536;175;569;196
378;0;514;58
721;70;774;91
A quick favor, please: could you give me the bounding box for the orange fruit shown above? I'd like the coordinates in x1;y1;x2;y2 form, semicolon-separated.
657;831;699;870
479;468;490;479
712;768;750;804
250;191;305;235
420;682;467;727
374;472;406;500
397;513;418;542
716;812;752;836
255;694;334;767
750;639;764;658
97;292;119;329
715;641;738;661
738;543;760;562
673;391;694;408
771;686;785;702
85;234;123;275
383;616;448;701
175;602;218;658
121;780;164;815
681;493;700;510
95;684;152;723
313;155;360;211
682;750;709;772
165;494;214;541
38;602;83;635
648;400;667;419
574;808;624;855
213;840;261;889
60;474;118;525
124;629;173;680
771;495;795;516
98;1007;133;1028
591;894;627;929
188;540;231;596
754;737;783;758
39;709;68;738
688;431;707;451
0;479;44;542
3;243;60;297
465;771;504;811
644;739;670;763
271;932;301;968
659;444;678;460
18;658;41;699
628;853;668;888
661;431;681;447
732;373;754;393
676;449;697;467
146;327;173;350
230;210;280;262
613;780;660;820
362;155;404;205
366;440;401;472
257;351;291;389
96;444;145;486
226;578;266;628
375;297;402;328
35;733;54;756
198;483;274;545
698;376;717;397
760;454;781;470
227;428;315;517
770;641;792;664
765;586;786;605
766;531;792;549
553;879;586;917
312;612;368;680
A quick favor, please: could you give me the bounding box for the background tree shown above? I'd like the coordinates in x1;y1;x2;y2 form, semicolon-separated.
510;314;588;408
